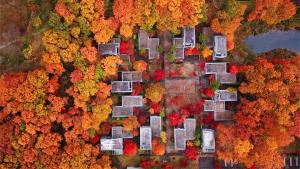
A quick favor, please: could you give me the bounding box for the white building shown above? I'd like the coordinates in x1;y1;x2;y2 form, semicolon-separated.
213;36;227;59
202;129;215;153
100;138;123;155
140;127;152;150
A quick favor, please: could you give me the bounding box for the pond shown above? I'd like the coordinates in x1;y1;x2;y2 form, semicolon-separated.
244;30;300;54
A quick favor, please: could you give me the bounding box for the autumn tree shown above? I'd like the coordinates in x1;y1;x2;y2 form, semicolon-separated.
113;0;135;38
145;83;164;103
152;138;166;156
133;60;147;72
217;57;300;169
210;0;246;51
123;140;138;156
248;0;297;25
122;116;140;132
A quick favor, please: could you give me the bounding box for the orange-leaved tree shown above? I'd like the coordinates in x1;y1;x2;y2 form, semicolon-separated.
210;0;246;51
216;57;300;169
248;0;297;25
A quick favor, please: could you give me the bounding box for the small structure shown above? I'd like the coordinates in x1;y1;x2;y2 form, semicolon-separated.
213;36;227;59
214;110;234;121
201;129;215;153
172;27;196;60
150;116;162;137
174;128;186;150
127;167;142;169
122;96;143;107
112;126;133;138
112;106;133;117
204;100;234;121
98;38;121;56
183;27;196;48
121;71;143;82
215;90;238;101
216;73;237;84
140;127;152;150
138;30;160;60
205;62;227;74
111;81;132;93
100;138;123;155
184;118;196;140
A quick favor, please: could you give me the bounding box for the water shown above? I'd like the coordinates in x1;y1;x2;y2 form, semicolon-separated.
244;30;300;54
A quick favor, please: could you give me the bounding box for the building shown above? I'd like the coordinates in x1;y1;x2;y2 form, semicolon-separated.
111;81;132;93
174;128;186;150
213;35;227;59
98;38;121;56
184;118;196;140
205;62;227;74
112;106;133;117
138;30;160;60
122;96;143;107
201;129;215;153
150;116;162;137
121;71;143;82
215;90;238;102
205;62;237;84
216;73;237;84
172;27;196;60
204;100;234;121
140;127;152;150
100;138;123;155
112;126;133;138
183;27;196;48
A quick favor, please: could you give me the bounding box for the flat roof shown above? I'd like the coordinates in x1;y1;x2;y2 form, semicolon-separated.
174;128;186;150
140;127;152;150
183;27;196;48
122;96;143;107
111;81;132;93
202;129;215;153
138;30;159;60
215;90;238;101
184;118;196;140
214;36;227;54
205;62;227;74
112;126;133;138
100;138;123;151
121;71;143;82
150;116;162;137
216;73;237;84
112;106;133;117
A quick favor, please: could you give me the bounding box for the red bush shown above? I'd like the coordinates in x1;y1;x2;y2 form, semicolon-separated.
167;112;184;126
139;159;154;169
203;88;214;97
185;146;198;160
153;69;165;81
123;140;137;156
228;64;240;74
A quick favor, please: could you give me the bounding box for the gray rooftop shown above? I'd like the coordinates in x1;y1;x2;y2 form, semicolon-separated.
100;138;123;151
205;62;227;74
140;127;152;150
184;118;196;140
112;126;133;138
183;27;196;48
216;73;237;84
111;81;132;93
138;30;159;60
215;90;238;102
122;96;143;107
202;129;215;153
213;36;227;55
112;106;133;117
121;71;143;82
98;38;121;56
174;128;186;150
150;116;162;137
